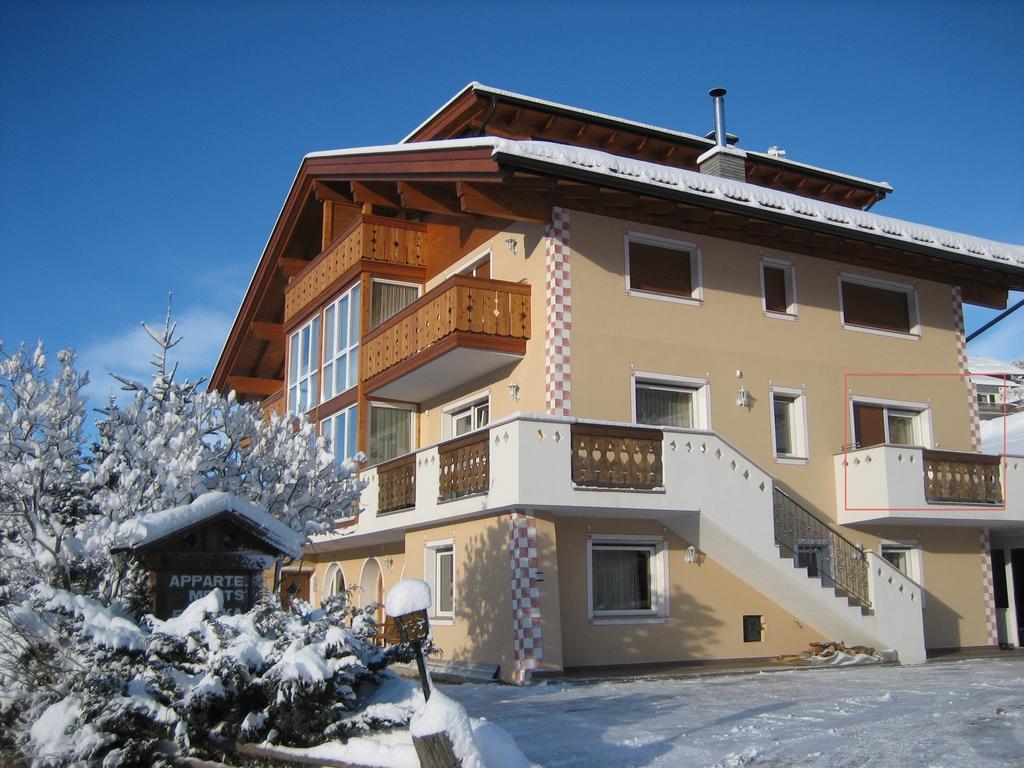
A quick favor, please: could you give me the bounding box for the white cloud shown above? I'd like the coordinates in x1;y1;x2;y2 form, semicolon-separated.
77;305;233;407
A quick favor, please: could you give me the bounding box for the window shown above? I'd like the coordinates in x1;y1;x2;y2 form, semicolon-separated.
425;542;454;619
368;403;414;465
839;275;919;336
323;564;346;599
761;259;797;317
370;279;419;329
633;375;710;430
587;535;668;622
321;404;359;462
323;283;361;401
880;541;922;583
852;401;929;448
743;615;764;643
288;316;320;414
460;253;491;279
625;234;702;304
771;388;808;461
446;396;490;438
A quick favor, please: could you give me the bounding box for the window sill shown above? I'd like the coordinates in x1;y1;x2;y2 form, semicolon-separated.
588;615;670;626
774;456;809;465
764;310;798;321
429;616;455;626
841;322;920;341
626;289;703;307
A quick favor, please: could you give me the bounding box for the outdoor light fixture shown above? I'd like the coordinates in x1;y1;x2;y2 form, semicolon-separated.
508;382;521;401
685;545;700;564
736;386;751;408
505;236;519;257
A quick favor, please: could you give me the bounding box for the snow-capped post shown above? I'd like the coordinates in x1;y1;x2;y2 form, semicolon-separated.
385;579;433;700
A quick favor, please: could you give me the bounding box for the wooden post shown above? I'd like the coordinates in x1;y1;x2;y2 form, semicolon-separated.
412;732;461;768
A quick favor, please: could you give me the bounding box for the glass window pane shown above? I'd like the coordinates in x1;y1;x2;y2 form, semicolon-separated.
592;548;651;611
310;317;320;369
338;296;349;350
476;404;489;428
324;304;335;358
454;411;473;436
888;413;916;445
636;386;693;428
774;396;794;455
438;550;454;614
334;356;347;396
348;348;359;389
370;406;412;465
351;284;361;339
371;282;419;328
882;548;908;573
300;326;310;372
347;405;359;460
289;332;299;379
322;418;334;453
323;362;334;401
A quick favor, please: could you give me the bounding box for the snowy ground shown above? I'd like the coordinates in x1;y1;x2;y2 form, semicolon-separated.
981;410;1024;455
440;657;1024;767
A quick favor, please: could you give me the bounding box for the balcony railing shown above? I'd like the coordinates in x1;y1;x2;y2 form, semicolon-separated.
773;487;870;608
438;431;490;501
570;423;663;490
923;450;1003;505
283;215;425;323
377;453;416;515
362;275;531;388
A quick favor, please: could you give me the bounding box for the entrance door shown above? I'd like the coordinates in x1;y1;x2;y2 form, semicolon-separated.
1012;549;1024;646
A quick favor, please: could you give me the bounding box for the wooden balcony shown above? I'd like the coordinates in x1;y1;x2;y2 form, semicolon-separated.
438;431;489;501
923;450;1003;505
283;215;425;324
377;453;416;515
361;275;530;402
570;423;664;490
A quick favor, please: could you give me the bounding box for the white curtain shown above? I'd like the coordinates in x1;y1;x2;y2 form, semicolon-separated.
371;282;418;328
592;548;651;611
636;385;692;428
370;406;412;465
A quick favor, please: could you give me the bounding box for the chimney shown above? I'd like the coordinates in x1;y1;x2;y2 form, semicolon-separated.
697;87;747;182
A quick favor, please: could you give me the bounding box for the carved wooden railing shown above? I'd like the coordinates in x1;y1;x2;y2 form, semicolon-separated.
923;450;1003;504
438;432;489;501
283;215;426;323
362;275;530;383
377;453;416;515
570;423;663;490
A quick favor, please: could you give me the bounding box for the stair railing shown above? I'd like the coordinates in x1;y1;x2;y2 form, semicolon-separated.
772;486;871;608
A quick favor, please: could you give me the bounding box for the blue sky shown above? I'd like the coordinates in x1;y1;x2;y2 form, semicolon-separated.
1;1;1021;404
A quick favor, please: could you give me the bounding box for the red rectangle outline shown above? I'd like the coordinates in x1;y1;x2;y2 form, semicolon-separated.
841;371;1008;512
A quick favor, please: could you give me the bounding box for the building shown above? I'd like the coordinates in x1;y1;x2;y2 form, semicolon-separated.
212;84;1024;682
969;356;1024;421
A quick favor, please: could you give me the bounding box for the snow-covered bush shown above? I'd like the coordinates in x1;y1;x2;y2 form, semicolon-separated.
0;308;411;767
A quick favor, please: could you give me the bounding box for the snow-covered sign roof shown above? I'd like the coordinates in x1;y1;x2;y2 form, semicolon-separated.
119;491;303;559
306;137;1024;274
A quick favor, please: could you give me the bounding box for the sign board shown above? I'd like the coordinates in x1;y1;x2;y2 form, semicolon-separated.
154;571;263;618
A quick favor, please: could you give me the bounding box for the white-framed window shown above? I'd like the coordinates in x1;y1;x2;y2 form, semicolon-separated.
838;273;920;338
368;402;414;466
880;541;922;583
850;397;932;449
770;387;809;462
370;279;420;329
424;540;455;620
761;257;797;318
444;394;490;438
321;403;359;462
323;283;361;401
587;534;668;623
288;315;320;414
632;372;710;430
625;232;702;305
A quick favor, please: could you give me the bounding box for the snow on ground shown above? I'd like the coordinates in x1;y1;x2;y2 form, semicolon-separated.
440;657;1024;767
981;411;1024;455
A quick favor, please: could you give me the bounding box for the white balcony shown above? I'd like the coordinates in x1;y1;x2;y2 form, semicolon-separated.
835;444;1024;527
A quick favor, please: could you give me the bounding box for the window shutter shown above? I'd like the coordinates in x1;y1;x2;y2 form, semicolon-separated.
842;281;911;333
763;266;788;313
629;241;692;298
853;404;886;447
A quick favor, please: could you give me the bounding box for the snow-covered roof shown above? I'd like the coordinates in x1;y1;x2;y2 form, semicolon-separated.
402;82;894;195
968;356;1024;376
305;137;1024;273
120;491;303;558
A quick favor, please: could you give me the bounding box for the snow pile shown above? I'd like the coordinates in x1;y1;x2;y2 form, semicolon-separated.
385;578;432;617
411;689;486;767
981;411;1024;455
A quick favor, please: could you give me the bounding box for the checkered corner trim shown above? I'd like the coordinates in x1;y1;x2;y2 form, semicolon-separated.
508;511;543;685
979;529;1000;646
545;208;572;417
951;286;982;452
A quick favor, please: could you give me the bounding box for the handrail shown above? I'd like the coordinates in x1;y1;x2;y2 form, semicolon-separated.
772;486;870;608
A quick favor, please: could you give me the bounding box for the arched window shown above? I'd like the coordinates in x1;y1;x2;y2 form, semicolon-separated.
323;563;346;600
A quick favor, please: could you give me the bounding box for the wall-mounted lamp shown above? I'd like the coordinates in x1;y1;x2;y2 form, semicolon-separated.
383;555;395;571
508;382;521;401
736;386;752;408
685;545;701;564
505;236;519;257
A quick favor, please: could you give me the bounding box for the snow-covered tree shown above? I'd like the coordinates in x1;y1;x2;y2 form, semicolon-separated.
0;306;419;768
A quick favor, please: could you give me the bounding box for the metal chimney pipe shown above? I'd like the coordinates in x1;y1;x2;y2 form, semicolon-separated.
709;87;728;147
